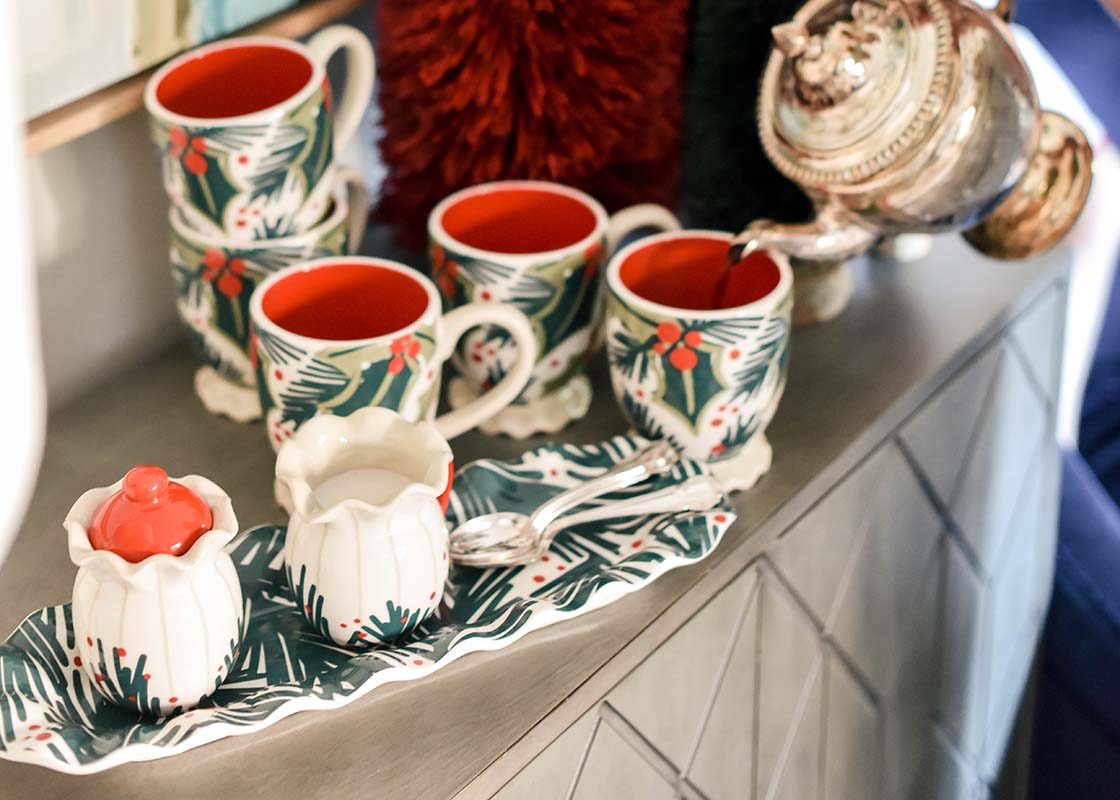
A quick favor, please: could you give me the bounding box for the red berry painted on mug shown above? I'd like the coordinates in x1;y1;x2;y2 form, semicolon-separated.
652;341;667;355
683;330;702;347
203;249;225;273
656;322;681;344
216;272;243;298
669;347;699;371
168;127;188;150
388;356;406;375
182;150;207;175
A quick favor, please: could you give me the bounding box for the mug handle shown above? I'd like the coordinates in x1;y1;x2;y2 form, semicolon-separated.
306;25;377;152
334;166;369;253
432;303;538;440
605;203;681;253
592;204;681;350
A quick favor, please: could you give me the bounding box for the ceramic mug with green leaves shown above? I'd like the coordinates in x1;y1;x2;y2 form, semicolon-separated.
171;171;367;422
145;26;374;241
428;180;680;439
249;257;537;451
605;230;793;491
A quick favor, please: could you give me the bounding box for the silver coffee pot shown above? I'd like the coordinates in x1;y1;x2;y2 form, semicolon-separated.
731;0;1092;269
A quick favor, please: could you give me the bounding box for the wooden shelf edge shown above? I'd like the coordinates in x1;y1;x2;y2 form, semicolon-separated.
24;0;368;157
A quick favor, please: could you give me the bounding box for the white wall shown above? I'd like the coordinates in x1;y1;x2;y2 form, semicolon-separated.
26;10;382;411
28;110;182;409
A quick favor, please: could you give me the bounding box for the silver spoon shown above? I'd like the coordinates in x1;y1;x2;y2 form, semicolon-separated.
449;440;679;559
450;475;724;568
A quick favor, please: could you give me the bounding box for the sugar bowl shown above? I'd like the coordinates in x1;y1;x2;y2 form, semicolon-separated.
64;466;243;714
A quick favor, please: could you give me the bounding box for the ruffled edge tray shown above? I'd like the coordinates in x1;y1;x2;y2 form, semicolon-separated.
0;435;735;774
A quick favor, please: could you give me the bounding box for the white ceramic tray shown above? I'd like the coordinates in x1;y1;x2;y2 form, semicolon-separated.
0;435;735;774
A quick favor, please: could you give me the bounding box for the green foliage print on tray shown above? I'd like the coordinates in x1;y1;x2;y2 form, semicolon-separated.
0;436;735;774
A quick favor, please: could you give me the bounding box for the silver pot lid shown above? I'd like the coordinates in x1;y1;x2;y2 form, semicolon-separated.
758;0;954;188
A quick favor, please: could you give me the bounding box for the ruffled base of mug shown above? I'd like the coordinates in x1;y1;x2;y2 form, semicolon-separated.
447;374;592;439
708;433;773;493
195;366;262;423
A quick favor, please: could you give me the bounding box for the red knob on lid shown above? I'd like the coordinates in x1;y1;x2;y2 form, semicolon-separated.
88;466;213;563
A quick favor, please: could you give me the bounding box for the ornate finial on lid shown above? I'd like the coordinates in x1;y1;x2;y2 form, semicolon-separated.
88;466;213;562
759;0;954;187
772;21;811;57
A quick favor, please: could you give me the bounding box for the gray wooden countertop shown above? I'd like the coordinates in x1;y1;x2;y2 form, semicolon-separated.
0;237;1066;799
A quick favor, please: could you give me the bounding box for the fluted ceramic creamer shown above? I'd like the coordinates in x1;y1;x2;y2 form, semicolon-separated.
275;407;454;647
65;467;243;715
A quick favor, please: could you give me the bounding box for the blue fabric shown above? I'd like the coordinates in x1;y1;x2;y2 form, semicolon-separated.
1035;452;1120;797
1080;257;1120;504
1018;0;1120;141
1013;2;1120;794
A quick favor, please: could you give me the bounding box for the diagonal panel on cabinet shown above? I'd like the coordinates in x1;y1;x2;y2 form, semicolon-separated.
943;343;1048;574
822;646;882;800
940;535;988;762
1006;285;1063;406
899;344;1002;508
769;443;943;699
491;711;599;800
922;725;986;800
978;433;1059;781
606;568;757;771
755;567;825;800
685;567;762;800
568;711;676;800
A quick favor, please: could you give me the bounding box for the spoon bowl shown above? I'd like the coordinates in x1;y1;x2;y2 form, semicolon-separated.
448;440;679;561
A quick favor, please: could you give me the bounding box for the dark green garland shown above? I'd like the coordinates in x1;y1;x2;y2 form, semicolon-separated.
681;0;813;231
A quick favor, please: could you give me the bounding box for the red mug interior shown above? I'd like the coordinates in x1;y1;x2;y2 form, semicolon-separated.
440;187;598;254
156;44;314;119
262;263;430;341
618;237;782;311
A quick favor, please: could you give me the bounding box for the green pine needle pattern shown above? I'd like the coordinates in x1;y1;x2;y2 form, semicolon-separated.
0;436;734;773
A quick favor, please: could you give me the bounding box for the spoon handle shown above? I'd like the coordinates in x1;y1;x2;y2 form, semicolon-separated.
452;476;724;568
528;440;678;535
536;476;724;551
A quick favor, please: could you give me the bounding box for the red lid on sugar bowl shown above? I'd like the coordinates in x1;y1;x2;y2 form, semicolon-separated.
87;466;213;563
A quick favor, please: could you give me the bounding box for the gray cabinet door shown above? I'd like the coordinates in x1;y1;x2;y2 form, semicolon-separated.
491;284;1064;800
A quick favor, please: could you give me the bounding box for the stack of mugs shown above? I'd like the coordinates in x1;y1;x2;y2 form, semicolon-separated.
144;25;376;421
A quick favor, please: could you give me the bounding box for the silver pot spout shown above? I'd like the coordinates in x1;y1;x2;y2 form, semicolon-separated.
728;210;878;264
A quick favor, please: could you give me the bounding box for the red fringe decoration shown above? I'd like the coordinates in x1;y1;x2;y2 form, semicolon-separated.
375;0;688;247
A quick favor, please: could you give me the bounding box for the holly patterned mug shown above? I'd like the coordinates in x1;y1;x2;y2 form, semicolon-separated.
171;169;367;422
145;26;374;241
428;181;679;438
605;231;793;491
249;257;537;450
